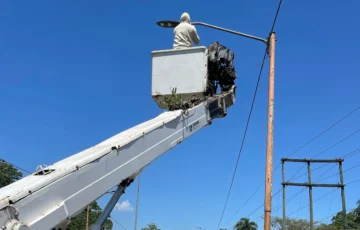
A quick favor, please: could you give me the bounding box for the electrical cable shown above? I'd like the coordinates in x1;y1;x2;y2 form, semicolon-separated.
287;188;339;217
216;48;267;229
273;106;360;172
231;107;360;225
315;163;360;183
110;218;127;230
222;183;264;225
313;164;338;182
262;157;358;218
287;128;360;182
312;128;360;159
272;165;360;219
216;1;284;228
247;188;282;218
272;187;307;213
287;148;360;182
0;158;31;175
328;188;335;215
317;207;357;224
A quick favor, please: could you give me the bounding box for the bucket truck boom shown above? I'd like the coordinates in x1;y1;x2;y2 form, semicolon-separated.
0;46;236;230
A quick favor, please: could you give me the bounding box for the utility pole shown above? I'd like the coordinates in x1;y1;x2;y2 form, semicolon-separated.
339;161;347;229
307;162;314;230
281;158;347;230
86;205;90;230
264;32;276;230
282;160;286;230
134;174;141;230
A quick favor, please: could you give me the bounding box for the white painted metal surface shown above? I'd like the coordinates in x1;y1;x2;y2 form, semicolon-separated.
0;87;235;230
151;46;208;109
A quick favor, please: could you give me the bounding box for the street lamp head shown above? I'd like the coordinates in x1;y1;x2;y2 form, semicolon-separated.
156;20;179;28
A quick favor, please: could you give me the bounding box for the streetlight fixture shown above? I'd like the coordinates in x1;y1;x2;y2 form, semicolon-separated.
156;19;276;230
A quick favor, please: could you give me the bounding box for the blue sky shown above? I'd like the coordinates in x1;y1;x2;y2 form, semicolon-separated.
1;0;359;229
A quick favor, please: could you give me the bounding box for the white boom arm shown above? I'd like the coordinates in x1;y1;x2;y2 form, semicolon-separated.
0;91;235;230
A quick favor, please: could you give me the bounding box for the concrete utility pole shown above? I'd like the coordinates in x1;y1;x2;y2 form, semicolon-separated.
134;174;140;230
282;160;286;230
264;32;276;230
156;19;275;230
281;158;347;230
307;162;314;230
339;161;347;229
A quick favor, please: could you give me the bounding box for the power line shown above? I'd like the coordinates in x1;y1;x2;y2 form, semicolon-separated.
110;218;127;230
271;163;360;218
223;183;264;225
249;158;337;223
312;128;360;159
328;189;335;215
313;164;337;182
216;1;284;228
287;128;360;182
286;148;360;183
315;163;360;183
266;158;354;217
247;188;282;219
347;179;360;185
230;107;360;225
317;207;357;224
287;188;339;217
273;106;360;173
216;48;267;230
272;188;307;213
0;158;31;175
269;0;283;33
251;159;360;226
290;148;360;181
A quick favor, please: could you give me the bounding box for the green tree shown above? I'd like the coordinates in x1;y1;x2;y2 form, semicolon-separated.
0;160;23;188
234;218;258;230
67;202;113;230
271;217;313;230
141;223;161;230
354;200;360;224
329;211;358;229
316;223;337;230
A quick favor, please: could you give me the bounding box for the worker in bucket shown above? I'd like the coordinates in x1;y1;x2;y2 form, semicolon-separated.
173;12;200;49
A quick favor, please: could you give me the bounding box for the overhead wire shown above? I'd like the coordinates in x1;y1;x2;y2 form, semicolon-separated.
313;164;338;182
216;0;283;228
253;153;359;228
215;49;267;229
287;128;360;182
328;188;335;215
110;217;127;230
227;106;360;226
273;106;360;172
262;149;360;221
296;172;306;218
315;163;360;182
271;165;360;220
317;207;357;225
217;2;359;226
0;158;32;175
252;156;360;221
287;148;360;182
287;188;339;217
